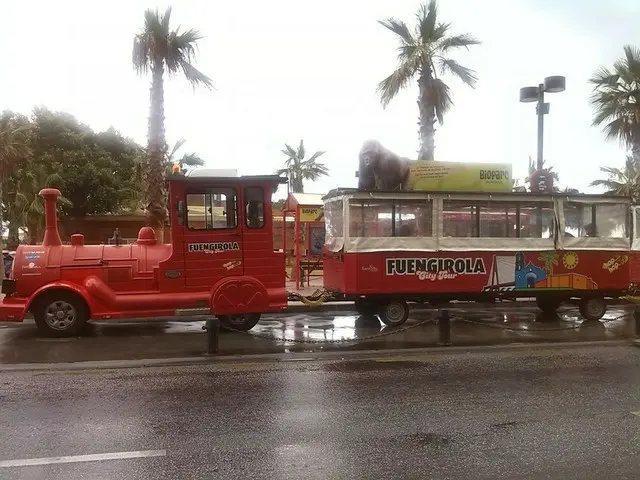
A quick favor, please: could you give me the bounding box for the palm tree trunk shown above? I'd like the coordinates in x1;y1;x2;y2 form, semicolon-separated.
7;223;19;248
0;181;4;280
292;173;303;193
28;229;37;245
417;72;436;161
632;140;640;163
146;55;168;242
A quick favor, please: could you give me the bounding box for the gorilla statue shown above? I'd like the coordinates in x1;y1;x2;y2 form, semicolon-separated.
357;140;411;191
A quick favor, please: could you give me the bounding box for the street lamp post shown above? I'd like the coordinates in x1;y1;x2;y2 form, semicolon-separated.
519;76;566;172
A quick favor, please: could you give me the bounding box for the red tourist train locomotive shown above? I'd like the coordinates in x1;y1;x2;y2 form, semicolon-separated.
1;168;639;336
0;170;288;336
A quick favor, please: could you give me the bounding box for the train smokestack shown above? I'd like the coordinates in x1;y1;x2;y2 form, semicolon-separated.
39;188;62;247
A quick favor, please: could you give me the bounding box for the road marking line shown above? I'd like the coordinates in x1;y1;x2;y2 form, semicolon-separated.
0;450;166;468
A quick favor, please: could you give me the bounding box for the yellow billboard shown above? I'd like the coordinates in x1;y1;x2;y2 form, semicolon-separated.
299;207;324;222
406;161;512;192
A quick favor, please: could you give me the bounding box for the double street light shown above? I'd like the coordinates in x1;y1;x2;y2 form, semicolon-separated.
519;76;566;172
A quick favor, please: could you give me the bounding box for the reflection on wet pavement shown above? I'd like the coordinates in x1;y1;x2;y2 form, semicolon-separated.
0;303;635;365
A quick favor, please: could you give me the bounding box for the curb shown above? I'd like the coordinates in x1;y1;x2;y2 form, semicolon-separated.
0;339;631;373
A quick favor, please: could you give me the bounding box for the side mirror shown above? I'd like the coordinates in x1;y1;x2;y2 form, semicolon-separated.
177;200;185;225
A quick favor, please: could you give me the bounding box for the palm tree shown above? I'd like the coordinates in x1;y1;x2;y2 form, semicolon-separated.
166;138;204;175
377;0;480;160
278;140;328;193
590;155;640;199
589;45;640;160
538;251;559;281
132;7;213;240
0;115;31;277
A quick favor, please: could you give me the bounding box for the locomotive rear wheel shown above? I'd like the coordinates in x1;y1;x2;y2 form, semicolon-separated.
218;313;261;331
32;292;88;338
378;301;410;327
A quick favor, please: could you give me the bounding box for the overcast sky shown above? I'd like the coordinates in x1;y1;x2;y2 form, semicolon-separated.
0;0;638;197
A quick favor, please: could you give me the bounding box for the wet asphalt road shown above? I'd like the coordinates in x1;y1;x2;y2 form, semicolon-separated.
0;303;635;364
2;344;640;479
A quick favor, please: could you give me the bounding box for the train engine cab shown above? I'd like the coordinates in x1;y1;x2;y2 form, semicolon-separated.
0;170;288;337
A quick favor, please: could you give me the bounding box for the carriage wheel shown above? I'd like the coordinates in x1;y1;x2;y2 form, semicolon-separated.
378;301;409;327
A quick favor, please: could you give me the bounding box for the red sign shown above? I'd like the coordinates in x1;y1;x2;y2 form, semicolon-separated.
529;169;554;193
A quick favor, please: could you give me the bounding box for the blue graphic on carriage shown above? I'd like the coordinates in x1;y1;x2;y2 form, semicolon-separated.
514;251;546;288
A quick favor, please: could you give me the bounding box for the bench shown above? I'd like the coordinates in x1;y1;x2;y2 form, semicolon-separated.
298;257;324;286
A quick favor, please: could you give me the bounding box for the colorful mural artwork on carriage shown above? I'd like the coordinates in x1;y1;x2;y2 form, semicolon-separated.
515;251;597;290
500;251;597;290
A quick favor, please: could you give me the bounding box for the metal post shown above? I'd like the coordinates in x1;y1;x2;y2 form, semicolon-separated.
536;83;545;171
438;309;451;346
205;317;220;354
634;307;640;340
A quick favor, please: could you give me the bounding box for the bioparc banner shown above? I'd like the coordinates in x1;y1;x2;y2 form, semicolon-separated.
299;207;324;222
405;161;513;192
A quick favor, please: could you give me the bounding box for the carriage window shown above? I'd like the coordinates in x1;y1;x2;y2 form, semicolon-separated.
324;199;344;244
244;186;265;229
349;201;393;237
519;202;555;238
443;201;477;237
478;202;517;238
394;201;433;237
564;202;628;238
444;200;554;238
186;188;238;230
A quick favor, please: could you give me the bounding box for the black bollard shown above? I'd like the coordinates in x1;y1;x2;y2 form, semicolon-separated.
438;309;451;346
635;307;640;340
206;317;220;354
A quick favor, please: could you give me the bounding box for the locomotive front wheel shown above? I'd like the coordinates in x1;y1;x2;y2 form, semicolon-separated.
32;292;89;338
579;297;607;322
218;313;261;331
378;301;410;327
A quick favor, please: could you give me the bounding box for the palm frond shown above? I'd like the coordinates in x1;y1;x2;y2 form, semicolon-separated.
168;138;186;161
378;61;420;108
589;46;640;150
429;78;453;124
417;0;438;42
179;153;204;167
588;66;618;87
306;150;325;163
282;144;298;160
438;33;481;52
378;18;414;45
178;61;214;90
437;58;478;87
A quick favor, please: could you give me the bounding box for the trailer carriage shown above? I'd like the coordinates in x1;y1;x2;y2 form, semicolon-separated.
322;188;637;326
